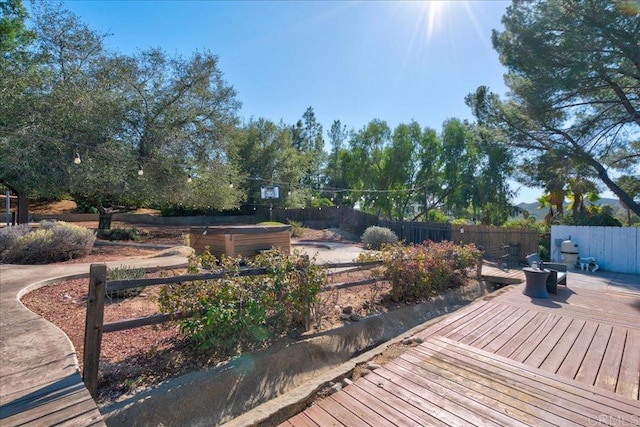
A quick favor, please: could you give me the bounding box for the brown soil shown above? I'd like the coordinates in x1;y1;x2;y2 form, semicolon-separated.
21;263;396;405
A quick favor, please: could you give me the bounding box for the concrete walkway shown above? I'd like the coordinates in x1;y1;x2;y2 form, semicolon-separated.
0;250;189;426
0;242;360;425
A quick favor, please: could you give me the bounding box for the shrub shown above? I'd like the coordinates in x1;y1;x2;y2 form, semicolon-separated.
97;227;145;241
2;221;95;264
0;224;31;254
288;220;304;238
159;248;326;354
359;241;481;302
361;226;398;250
106;266;147;299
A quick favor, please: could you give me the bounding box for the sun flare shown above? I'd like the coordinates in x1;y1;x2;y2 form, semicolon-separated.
426;0;449;41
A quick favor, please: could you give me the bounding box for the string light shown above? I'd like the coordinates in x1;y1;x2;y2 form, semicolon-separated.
138;165;144;176
73;152;81;164
187;174;192;183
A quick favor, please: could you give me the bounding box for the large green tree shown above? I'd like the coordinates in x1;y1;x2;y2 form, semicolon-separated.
235;118;306;208
0;0;37;222
0;2;242;226
468;0;640;217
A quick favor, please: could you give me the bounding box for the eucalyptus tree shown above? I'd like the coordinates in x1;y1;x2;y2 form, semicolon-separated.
341;119;392;216
468;0;640;217
291;107;326;189
325;119;349;200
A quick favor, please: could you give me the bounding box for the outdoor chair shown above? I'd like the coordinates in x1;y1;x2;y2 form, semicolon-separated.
525;253;567;294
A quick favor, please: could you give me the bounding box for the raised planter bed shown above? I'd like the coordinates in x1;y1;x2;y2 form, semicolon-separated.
189;224;291;257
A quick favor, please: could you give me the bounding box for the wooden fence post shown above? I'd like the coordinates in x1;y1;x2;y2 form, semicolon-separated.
83;264;107;399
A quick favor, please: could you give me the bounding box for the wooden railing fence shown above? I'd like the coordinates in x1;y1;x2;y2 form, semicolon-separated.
82;260;382;398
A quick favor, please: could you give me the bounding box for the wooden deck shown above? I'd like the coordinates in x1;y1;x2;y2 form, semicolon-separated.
481;263;525;285
284;283;640;426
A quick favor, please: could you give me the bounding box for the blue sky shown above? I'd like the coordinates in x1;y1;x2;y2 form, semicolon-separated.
58;0;550;203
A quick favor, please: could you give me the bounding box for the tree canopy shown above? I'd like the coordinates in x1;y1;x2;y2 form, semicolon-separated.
467;0;640;217
0;1;242;225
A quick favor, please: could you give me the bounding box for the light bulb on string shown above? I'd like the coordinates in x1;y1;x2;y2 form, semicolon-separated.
187;174;192;183
138;165;144;176
73;152;81;165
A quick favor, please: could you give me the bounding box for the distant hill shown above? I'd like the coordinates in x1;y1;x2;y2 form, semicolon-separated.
515;198;623;221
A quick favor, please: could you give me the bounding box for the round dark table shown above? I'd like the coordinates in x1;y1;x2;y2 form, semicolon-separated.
523;267;550;298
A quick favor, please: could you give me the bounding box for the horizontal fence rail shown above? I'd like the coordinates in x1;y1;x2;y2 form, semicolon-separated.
82;260;383;398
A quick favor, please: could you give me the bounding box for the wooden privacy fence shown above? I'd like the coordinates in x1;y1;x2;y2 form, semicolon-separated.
264;206;539;264
451;225;539;264
82;260;383;399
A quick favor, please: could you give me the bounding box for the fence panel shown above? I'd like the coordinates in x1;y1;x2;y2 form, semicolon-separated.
451;225;539;264
551;225;639;274
379;220;452;244
257;206;539;264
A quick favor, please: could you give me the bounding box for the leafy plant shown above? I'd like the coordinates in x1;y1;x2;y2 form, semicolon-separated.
159;248;326;355
359;241;481;302
361;226;399;250
0;224;31;254
1;221;95;264
97;227;145;241
106;266;147;299
288;220;304;238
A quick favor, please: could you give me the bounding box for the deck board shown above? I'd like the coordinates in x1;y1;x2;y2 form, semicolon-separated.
390;355;548;426
423;337;640;418
329;388;396;427
315;396;369;427
574;324;613;385
344;382;423;426
595;327;628;393
0;374;103;427
284;283;640;426
617;328;640;400
303;404;341;426
481;265;524;285
555;321;599;379
402;347;581;426
479;308;538;352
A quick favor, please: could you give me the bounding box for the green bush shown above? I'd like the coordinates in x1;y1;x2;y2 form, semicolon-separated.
106;266;147;299
360;241;481;302
288;220;304;238
158;248;326;354
2;221;96;264
361;226;399;250
97;227;145;241
0;224;31;254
